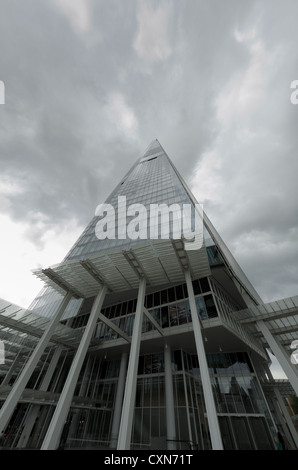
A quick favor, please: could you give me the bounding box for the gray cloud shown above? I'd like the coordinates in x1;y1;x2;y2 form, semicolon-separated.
0;0;297;304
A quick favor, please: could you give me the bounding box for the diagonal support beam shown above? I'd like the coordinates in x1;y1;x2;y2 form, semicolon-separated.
42;268;84;299
98;312;131;343
185;269;223;450
143;307;164;336
0;292;73;435
80;259;113;292
41;285;107;450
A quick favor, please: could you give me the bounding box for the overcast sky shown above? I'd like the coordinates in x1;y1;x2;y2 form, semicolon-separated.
0;0;297;331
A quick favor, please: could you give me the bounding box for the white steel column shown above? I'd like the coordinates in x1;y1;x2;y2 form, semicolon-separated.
185;270;223;450
40;345;63;391
274;387;298;448
164;344;176;450
0;292;72;435
271;390;296;449
117;277;146;450
257;320;298;395
17;405;40;449
41;284;107;450
18;346;63;448
110;352;128;448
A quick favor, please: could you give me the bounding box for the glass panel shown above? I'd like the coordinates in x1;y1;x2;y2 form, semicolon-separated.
199;277;210;293
231;417;255;450
153;292;160;307
175;284;184;300
192;280;201;295
144;356;152;375
178;408;189;442
169;305;178;326
132;409;142;444
204;294;217;318
161;306;169;327
168;287;176;303
207;245;224;265
218;416;235;450
150;308;161;325
174;375;186;406
160;289;168;304
195;297;208;320
177;301;188;325
146;294;153;309
249;417;274;450
142;409;150;444
151;408;160;438
172;350;182;371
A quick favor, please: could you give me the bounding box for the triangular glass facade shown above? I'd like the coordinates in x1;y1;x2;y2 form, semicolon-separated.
65;140;198;259
29;140;261;319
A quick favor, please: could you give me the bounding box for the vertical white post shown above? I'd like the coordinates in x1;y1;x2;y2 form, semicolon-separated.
185;270;223;450
117;277;146;450
164;344;176;450
0;292;72;435
110;352;128;448
257;320;298;395
274;387;298;449
41;285;107;450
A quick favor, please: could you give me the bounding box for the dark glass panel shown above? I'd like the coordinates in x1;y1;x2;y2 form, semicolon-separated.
168;287;176;302
218;417;235;450
146;294;153;309
153;291;160;307
126;300;133;314
138;356;144;375
231;417;254;450
120;302;127;316
204;294;217;317
169;305;178;326
160;289;168;304
161;306;169;327
192;280;201;295
195;297;208;320
175;284;184;300
173;350;182;370
249;417;274;450
200;277;210;293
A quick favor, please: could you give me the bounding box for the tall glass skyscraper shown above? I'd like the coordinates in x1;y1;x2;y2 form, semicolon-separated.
0;140;297;451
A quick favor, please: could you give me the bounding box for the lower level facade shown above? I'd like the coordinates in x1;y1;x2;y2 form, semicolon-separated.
1;349;277;450
1;270;297;451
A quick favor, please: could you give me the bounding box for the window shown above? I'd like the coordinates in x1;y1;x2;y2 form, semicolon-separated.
168;287;176;303
195;297;207;320
192;280;201;295
204;294;217;317
161;306;169;327
200;278;210;293
160;289;168;304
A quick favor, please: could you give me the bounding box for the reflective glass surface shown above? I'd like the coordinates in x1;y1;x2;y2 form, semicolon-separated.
65;141;214;260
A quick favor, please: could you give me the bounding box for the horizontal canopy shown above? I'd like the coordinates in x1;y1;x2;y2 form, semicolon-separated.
33;239;211;299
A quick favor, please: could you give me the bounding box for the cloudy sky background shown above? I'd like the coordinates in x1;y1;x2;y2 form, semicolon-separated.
0;2;297;378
